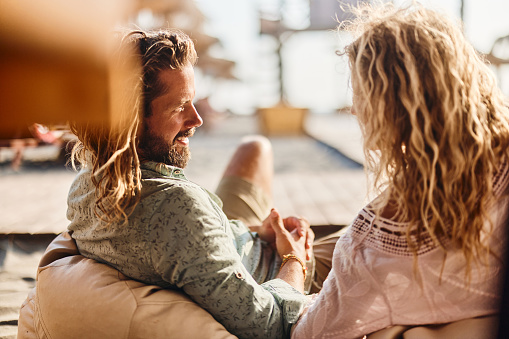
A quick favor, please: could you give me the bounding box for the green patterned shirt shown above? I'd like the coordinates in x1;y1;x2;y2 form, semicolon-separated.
67;161;307;338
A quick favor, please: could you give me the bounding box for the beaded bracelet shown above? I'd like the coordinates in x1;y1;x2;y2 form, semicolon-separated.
280;254;307;279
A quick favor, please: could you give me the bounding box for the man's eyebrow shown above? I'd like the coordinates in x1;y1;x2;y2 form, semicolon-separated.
175;96;194;107
161;98;179;109
163;98;190;111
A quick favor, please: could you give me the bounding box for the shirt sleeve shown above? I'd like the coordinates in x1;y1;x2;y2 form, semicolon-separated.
146;183;307;339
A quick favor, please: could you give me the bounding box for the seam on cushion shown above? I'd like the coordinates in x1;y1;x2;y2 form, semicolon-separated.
122;277;200;338
33;297;48;339
122;279;195;306
34;278;53;339
18;294;44;339
122;272;141;339
38;259;82;271
136;299;197;306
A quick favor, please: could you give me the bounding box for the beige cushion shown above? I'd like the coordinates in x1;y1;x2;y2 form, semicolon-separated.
366;315;499;339
18;232;237;339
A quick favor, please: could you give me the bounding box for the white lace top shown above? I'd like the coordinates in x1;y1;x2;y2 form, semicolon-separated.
292;162;509;339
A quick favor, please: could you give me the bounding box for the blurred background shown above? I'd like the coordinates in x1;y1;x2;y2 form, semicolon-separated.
2;0;509;135
1;0;509;337
2;0;509;226
122;0;509;116
195;0;509;115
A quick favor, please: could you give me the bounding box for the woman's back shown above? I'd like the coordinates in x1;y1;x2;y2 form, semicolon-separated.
292;3;509;338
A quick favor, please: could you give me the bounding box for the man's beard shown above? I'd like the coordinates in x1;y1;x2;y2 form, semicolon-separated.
138;129;194;168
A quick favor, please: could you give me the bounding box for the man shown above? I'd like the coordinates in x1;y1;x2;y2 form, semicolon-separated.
64;29;334;338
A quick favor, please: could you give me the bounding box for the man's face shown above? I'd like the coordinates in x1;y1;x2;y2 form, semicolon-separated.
138;65;203;168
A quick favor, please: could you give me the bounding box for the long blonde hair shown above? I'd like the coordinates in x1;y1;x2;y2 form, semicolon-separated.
345;3;509;274
70;29;197;226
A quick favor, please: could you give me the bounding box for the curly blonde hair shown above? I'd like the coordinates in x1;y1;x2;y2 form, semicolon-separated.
345;3;509;276
70;29;197;226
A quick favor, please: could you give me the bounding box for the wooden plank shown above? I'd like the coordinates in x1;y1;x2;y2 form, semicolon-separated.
0;170;74;234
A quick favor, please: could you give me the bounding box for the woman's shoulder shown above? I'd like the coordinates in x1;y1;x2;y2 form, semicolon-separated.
348;207;440;256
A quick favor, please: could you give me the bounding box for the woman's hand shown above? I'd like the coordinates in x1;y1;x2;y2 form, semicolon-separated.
282;215;314;261
268;209;307;260
254;211;314;260
268;208;311;293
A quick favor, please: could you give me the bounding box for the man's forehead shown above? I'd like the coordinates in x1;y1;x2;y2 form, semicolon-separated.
157;66;193;85
153;67;195;105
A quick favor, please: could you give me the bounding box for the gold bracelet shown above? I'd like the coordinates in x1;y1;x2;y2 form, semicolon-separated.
280;254;307;279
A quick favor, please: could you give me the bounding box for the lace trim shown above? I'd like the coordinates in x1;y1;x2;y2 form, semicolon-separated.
493;160;509;197
351;161;509;256
351;209;439;256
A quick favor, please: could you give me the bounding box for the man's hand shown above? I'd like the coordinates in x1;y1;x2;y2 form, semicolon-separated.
252;215;277;244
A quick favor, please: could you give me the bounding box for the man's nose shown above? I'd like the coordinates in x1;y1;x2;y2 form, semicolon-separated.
187;105;203;128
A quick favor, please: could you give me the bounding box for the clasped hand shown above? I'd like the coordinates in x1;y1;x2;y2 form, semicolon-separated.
252;208;314;261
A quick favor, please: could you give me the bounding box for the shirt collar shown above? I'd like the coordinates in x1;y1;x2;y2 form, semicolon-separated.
141;161;187;179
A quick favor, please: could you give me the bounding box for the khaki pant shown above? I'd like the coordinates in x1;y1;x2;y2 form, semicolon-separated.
216;175;344;294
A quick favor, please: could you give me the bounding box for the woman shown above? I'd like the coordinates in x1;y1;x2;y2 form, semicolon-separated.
292;3;509;338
